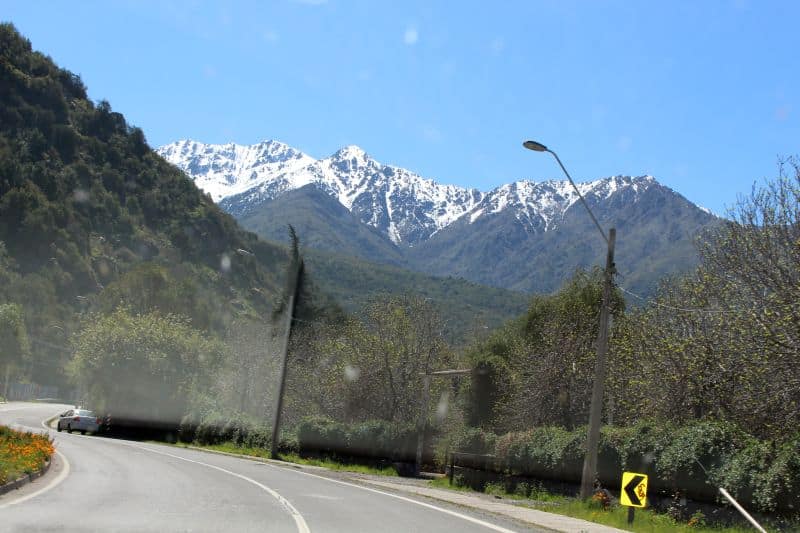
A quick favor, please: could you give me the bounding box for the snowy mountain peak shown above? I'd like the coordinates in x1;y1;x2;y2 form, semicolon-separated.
159;139;667;246
156;139;314;201
332;144;369;160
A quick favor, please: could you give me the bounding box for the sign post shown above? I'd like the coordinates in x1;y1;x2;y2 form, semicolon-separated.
620;471;648;525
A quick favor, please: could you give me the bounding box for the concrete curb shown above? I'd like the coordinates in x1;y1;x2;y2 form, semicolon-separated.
0;457;52;496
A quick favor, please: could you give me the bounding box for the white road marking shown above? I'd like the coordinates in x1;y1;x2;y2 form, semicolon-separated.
8;413;309;533
115;441;310;533
0;450;70;509
8;409;512;532
263;463;519;533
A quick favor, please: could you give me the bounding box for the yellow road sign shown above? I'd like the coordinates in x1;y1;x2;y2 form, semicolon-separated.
620;471;648;508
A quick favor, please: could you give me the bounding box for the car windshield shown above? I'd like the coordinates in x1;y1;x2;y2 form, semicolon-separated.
1;3;798;532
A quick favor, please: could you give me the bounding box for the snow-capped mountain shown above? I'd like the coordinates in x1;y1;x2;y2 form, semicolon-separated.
157;140;658;246
157;139;314;201
219;144;484;246
157;139;717;295
462;175;656;231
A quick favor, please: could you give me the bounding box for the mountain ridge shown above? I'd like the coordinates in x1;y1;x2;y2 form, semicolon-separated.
157;140;717;296
157;139;685;245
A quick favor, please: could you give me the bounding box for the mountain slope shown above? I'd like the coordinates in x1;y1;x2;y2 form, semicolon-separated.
407;176;716;295
0;24;298;384
301;248;529;340
238;184;406;266
160;138;717;295
157;139;314;201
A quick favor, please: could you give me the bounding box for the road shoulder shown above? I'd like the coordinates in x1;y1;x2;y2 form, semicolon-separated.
171;444;627;533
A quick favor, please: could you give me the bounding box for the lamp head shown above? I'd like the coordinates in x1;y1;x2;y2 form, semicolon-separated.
523;140;548;152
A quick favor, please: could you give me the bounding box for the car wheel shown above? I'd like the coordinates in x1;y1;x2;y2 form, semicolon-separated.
57;422;62;432
81;430;86;435
67;424;72;433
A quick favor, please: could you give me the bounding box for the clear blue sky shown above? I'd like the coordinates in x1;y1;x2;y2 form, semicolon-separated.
6;0;799;213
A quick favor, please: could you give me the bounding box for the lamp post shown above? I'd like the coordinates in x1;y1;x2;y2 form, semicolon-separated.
523;140;616;500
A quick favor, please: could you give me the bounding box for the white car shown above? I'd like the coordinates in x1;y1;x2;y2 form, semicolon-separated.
57;409;101;434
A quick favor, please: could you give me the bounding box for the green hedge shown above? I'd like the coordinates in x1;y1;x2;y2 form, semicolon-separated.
179;412;297;453
296;416;418;462
487;420;799;513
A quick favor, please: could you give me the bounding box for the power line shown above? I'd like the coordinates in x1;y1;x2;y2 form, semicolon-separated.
617;285;739;315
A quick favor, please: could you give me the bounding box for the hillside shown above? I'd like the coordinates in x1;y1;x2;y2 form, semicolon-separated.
239;184;406;267
0;23;295;385
406;177;717;295
301;248;529;341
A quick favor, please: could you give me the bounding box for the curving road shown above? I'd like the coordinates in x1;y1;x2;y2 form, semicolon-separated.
1;402;540;532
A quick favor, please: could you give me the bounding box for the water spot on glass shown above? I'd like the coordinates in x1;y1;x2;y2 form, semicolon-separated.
344;365;360;382
220;254;231;272
436;392;449;421
73;189;89;203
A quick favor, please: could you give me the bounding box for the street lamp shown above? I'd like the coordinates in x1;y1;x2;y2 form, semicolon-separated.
523;139;617;500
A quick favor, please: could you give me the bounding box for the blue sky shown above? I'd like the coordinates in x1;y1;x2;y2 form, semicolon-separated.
6;0;799;213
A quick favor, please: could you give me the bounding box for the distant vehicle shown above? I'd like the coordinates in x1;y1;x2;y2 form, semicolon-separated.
56;409;101;434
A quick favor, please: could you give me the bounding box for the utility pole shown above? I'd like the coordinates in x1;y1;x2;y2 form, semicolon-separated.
579;227;616;499
415;369;471;476
415;374;431;476
523;140;619;500
270;238;304;460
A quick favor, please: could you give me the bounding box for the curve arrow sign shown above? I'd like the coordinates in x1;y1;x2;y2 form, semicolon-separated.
620;472;648;508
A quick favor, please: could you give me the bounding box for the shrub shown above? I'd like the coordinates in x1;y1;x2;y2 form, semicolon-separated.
296;416;348;456
486;419;800;513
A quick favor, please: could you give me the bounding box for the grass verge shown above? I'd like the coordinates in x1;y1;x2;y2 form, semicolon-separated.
428;478;758;533
0;425;54;485
171;441;399;476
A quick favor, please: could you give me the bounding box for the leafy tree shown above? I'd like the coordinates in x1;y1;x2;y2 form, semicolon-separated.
284;295;456;426
464;269;624;433
611;159;800;439
0;303;31;397
69;308;224;425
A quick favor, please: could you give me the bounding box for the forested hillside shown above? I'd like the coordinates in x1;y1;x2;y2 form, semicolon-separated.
0;23;298;388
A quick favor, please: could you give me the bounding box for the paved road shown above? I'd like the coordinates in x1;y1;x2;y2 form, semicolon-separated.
1;402;541;532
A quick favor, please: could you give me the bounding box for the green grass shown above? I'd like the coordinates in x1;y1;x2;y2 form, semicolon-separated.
525;499;755;533
428;477;758;533
275;453;399;476
169;441;399;476
428;477;567;503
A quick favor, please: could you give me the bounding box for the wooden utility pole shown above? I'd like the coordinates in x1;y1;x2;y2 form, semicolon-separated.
415;374;431;476
415;369;471;476
270;247;304;460
579;227;616;499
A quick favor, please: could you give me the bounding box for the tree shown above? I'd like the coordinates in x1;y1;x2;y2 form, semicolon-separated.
69;308;224;426
0;302;31;398
463;269;624;433
610;159;800;438
284;295;456;426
